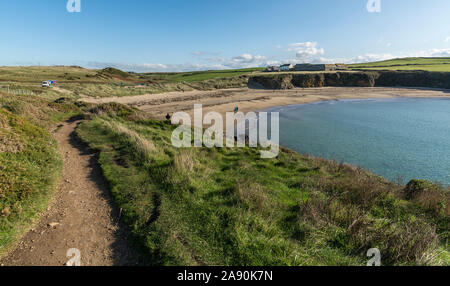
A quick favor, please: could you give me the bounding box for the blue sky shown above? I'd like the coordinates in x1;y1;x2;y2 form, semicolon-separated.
1;0;449;71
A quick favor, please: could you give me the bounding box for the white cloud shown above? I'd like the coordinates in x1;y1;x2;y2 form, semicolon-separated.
85;53;269;72
191;51;222;57
445;36;450;43
86;61;227;72
229;54;266;64
351;53;395;63
329;49;450;64
286;42;325;61
82;47;450;72
401;48;450;58
204;57;225;63
195;53;269;68
282;41;450;65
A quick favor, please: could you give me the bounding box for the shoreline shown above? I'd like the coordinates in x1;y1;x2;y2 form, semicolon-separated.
81;86;450;120
257;94;450;113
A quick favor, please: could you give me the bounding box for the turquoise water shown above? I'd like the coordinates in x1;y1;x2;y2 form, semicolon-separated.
267;97;450;185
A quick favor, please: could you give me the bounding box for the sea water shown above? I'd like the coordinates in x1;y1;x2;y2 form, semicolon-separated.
266;97;450;185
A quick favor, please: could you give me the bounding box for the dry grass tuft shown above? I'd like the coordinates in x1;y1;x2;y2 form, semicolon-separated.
0;112;24;153
347;216;439;265
404;179;449;216
101;119;156;159
235;181;267;212
173;150;195;175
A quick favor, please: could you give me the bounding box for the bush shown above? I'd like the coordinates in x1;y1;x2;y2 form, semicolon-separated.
405;179;449;216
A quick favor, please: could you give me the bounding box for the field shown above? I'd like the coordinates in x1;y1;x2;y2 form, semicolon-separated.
138;68;265;83
349;57;450;72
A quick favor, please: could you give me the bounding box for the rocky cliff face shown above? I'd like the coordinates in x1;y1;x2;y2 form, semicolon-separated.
375;71;450;89
248;71;450;90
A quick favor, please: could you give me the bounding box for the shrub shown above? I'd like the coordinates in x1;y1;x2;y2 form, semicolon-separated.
89;102;137;118
404;179;449;216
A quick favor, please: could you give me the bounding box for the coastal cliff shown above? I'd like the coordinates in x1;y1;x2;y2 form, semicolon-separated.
248;71;450;90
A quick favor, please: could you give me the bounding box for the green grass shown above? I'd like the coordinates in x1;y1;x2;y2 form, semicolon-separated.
0;93;82;128
0;66;101;83
0;66;263;98
76;104;449;266
0;108;61;257
139;68;265;83
349;57;450;72
0;92;82;258
60;75;250;98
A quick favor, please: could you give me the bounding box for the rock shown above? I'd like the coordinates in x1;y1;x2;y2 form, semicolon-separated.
1;207;10;217
249;71;450;90
48;222;60;228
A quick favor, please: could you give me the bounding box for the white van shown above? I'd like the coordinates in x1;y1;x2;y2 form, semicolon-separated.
42;81;50;87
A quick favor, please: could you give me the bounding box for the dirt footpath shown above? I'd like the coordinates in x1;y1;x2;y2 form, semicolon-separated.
1;120;139;266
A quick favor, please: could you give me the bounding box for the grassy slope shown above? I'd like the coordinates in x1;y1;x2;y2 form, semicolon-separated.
139;68;265;83
0;66;263;99
76;105;449;266
349;57;450;72
0;92;81;257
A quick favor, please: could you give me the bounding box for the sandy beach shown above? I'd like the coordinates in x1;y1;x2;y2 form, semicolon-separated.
81;87;450;119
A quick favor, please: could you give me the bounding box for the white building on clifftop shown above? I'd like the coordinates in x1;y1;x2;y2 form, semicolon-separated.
279;64;294;71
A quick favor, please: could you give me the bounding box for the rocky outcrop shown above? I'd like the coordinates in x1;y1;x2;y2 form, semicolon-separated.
249;74;294;89
248;71;450;90
374;71;450;89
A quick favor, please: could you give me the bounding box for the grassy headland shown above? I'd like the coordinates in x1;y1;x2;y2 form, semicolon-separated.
0;66;262;99
0;63;449;265
76;104;449;266
349;57;450;72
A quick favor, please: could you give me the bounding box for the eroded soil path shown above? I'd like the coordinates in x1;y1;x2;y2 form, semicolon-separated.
1;120;139;266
